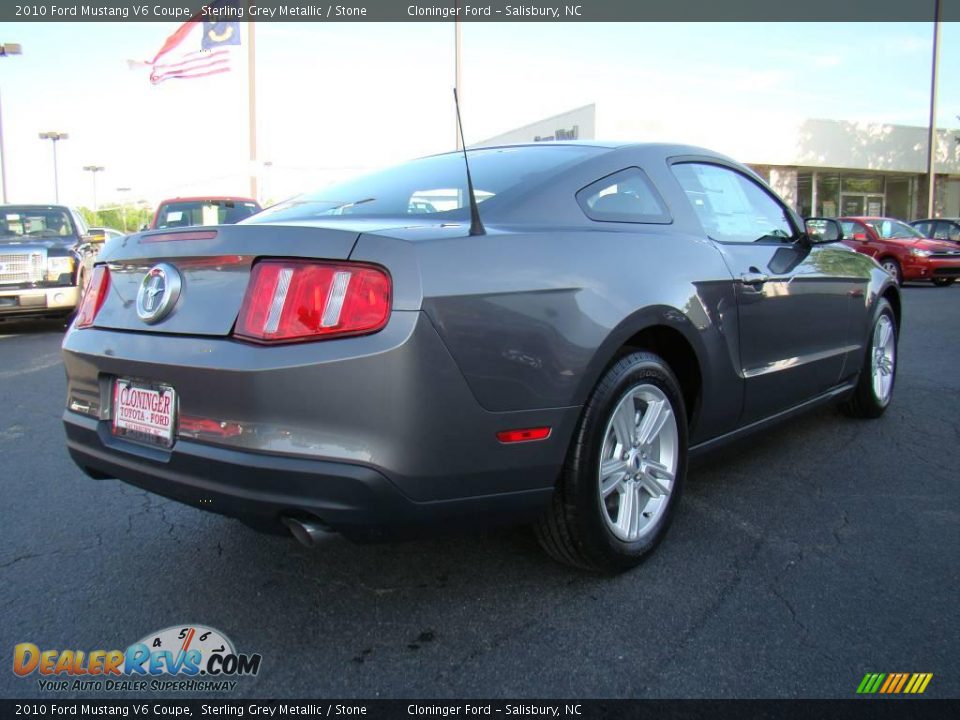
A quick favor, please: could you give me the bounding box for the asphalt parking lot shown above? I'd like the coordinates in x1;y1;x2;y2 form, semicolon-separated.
0;286;957;700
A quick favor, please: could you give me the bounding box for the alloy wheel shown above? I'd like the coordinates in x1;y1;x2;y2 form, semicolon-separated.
871;314;896;404
597;384;679;542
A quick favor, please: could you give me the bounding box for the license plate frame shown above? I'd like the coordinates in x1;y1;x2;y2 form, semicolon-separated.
111;378;177;448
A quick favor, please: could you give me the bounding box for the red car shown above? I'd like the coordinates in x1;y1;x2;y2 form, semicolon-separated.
150;196;262;230
838;216;960;286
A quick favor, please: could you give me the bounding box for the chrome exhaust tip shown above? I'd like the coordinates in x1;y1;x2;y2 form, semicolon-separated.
282;515;335;548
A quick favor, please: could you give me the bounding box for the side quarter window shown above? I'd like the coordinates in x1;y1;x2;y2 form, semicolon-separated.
576;167;671;224
671;162;796;244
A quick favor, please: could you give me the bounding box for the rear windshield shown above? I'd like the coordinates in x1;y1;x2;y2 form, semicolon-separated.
155;200;261;229
247;145;604;222
0;207;76;238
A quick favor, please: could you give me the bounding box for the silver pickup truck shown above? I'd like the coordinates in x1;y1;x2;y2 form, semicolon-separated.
0;204;104;320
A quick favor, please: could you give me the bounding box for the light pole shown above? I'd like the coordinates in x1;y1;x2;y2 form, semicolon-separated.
0;42;23;204
116;186;131;231
83;165;105;211
38;131;68;202
261;160;272;205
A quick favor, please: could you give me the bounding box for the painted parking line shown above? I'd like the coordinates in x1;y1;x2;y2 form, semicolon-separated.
0;354;62;379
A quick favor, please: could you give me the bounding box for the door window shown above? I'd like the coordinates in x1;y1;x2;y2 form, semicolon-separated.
672;163;795;244
840;220;868;240
932;222;960;242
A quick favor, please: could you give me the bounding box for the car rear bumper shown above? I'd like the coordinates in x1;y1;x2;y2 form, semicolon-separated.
61;311;576;537
63;411;552;539
0;285;79;316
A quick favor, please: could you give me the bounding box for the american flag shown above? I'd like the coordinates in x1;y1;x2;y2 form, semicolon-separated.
136;8;241;85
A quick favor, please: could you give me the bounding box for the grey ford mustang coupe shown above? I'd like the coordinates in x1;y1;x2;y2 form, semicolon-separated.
62;143;899;571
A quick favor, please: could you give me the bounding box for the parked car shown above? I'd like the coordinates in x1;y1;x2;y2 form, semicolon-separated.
0;204;103;320
910;217;960;246
838;216;960;286
149;196;261;230
63;143;899;572
89;226;126;243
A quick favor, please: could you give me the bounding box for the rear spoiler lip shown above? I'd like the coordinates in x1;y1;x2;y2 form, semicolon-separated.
139;230;219;243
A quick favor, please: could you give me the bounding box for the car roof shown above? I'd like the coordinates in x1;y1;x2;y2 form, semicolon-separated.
156;196;259;204
447;140;735;160
839;216;899;221
913;217;960;222
0;203;72;210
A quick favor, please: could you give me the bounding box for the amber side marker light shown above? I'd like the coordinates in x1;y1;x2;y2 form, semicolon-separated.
496;427;552;443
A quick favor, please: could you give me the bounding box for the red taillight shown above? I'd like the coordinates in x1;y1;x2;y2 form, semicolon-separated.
496;427;552;443
75;265;110;329
234;260;391;343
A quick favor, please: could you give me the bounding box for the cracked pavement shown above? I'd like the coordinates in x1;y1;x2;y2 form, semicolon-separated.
0;286;957;699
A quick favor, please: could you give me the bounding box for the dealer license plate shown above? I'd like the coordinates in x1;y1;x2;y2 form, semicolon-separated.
112;378;177;447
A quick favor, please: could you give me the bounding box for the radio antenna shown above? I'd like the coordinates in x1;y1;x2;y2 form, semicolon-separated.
453;88;485;236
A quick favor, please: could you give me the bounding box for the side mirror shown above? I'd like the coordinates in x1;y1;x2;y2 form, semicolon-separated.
140;224;149;232
804;217;843;244
852;232;867;241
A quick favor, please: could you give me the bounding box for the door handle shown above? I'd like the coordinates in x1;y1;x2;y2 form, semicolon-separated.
740;271;769;285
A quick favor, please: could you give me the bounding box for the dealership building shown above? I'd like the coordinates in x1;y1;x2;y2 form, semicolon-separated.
477;103;960;221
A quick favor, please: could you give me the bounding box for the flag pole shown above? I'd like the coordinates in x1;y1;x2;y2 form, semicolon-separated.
454;10;462;151
247;19;258;201
925;0;941;218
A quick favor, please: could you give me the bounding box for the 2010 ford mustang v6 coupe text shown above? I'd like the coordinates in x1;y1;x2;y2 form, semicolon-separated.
62;143;899;572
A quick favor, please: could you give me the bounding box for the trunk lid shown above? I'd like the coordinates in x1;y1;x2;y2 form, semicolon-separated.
92;223;364;336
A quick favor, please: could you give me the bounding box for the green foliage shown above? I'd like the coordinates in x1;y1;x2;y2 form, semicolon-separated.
77;205;153;233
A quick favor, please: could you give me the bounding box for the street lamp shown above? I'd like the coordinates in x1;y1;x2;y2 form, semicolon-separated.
38;131;68;203
261;160;273;206
83;165;105;211
116;186;131;231
0;42;23;204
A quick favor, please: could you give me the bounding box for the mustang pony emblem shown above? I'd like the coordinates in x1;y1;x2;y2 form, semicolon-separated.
136;263;182;324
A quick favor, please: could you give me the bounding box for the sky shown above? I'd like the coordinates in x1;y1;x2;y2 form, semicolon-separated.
1;21;957;210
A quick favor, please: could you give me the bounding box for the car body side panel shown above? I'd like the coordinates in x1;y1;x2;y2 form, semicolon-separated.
413;226;745;444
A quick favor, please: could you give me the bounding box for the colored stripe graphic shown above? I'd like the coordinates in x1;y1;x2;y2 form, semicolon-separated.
857;672;933;694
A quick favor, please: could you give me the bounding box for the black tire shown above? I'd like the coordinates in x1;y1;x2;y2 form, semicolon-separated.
932;278;955;287
535;351;689;573
840;298;897;419
879;258;901;286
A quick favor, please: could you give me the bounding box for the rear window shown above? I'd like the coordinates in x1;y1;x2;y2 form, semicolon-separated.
155;200;261;229
248;145;604;222
0;207;76;238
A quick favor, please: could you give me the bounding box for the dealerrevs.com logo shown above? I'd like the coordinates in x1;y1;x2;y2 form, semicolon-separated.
13;624;262;692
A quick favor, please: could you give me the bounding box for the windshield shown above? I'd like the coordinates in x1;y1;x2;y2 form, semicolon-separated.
865;219;924;240
155;199;261;229
247;145;604;223
0;207;76;239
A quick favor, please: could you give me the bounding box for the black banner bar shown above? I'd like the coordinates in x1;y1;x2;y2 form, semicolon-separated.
1;700;959;720
2;0;959;23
